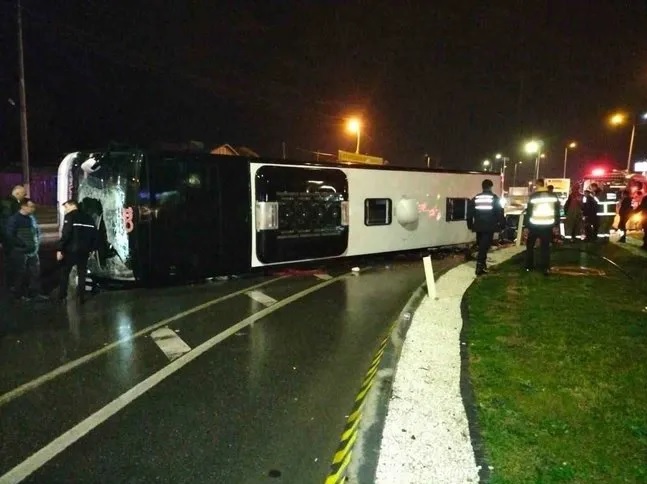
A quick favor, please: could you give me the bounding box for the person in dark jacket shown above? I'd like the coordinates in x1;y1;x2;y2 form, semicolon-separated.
466;179;506;275
563;186;583;241
5;198;47;300
582;189;600;241
0;185;26;232
524;179;561;275
57;200;98;303
1;185;27;290
616;190;633;243
637;193;647;249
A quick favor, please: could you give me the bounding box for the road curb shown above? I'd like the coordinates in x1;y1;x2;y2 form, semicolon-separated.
325;258;458;484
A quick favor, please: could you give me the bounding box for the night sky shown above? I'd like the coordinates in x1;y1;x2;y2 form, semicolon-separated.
1;0;646;181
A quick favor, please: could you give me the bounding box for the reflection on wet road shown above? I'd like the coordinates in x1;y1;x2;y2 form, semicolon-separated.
0;255;461;483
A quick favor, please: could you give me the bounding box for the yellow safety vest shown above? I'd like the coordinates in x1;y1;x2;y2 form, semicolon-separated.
528;195;558;226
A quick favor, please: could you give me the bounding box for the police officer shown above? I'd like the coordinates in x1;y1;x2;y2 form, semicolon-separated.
466;179;506;276
524;178;561;274
57;200;98;303
582;189;599;241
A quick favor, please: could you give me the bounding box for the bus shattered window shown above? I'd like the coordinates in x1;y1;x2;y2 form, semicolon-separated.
74;151;142;280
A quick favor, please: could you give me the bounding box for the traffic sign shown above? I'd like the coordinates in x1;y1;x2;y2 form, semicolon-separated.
337;150;383;165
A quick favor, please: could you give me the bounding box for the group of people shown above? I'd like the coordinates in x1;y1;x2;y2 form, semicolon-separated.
0;184;98;303
563;182;647;246
466;178;570;276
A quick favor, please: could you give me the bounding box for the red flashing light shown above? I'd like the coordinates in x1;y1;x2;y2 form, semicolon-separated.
591;168;606;177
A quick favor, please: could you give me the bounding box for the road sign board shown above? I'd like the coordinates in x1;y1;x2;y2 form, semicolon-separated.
338;150;383;165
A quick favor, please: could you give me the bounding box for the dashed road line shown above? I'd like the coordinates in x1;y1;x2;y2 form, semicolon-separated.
150;328;192;361
246;290;277;307
314;273;333;280
0;276;288;408
0;271;351;484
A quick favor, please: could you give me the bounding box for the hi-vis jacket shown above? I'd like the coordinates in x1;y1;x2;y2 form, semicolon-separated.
524;188;561;228
466;190;506;232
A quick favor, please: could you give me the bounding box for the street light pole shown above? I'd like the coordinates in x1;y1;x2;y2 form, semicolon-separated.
513;161;522;187
524;140;543;182
355;126;361;154
495;154;509;190
562;142;577;178
346;118;362;154
627;122;636;172
563;147;568;178
535;153;546;179
17;0;30;196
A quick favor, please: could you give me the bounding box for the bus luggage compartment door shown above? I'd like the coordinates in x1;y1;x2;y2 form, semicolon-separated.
254;165;348;264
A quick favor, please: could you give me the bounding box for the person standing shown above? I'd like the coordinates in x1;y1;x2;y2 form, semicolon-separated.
636;192;647;249
5;198;47;301
582;185;600;241
466;179;506;276
616;190;633;243
57;200;98;303
524;178;561;275
1;185;27;291
563;185;584;242
0;185;26;226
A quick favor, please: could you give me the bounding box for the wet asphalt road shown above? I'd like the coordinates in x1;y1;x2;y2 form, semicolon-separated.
0;253;462;483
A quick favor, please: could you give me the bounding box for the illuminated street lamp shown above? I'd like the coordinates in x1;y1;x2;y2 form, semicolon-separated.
608;111;647;171
482;159;491;171
346;117;362;154
563;141;577;178
610;113;626;126
524;140;540;155
523;139;544;179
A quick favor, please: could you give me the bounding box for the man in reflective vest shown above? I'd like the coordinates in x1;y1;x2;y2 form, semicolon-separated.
524;178;561;274
466;179;506;275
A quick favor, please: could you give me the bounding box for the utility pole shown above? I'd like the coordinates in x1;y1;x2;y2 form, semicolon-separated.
17;0;30;196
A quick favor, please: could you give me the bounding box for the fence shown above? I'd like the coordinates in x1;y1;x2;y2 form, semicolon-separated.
0;170;57;206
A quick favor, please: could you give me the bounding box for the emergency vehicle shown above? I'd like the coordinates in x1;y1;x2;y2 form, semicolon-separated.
579;169;646;234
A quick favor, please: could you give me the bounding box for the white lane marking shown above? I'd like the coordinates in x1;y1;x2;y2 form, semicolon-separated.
314;273;333;280
0;277;289;408
245;290;277;307
150;328;192;361
0;271;349;483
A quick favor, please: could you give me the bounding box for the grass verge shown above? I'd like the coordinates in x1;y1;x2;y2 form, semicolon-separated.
465;243;647;483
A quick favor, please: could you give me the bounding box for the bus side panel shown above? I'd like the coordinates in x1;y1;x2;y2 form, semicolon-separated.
216;159;253;274
134;153;152;281
147;153;222;281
